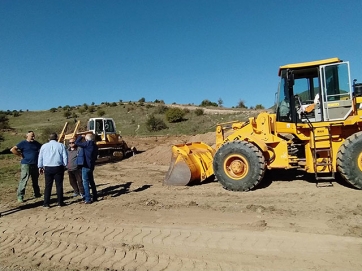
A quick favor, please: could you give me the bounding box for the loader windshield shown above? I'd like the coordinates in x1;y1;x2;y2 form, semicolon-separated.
277;67;320;122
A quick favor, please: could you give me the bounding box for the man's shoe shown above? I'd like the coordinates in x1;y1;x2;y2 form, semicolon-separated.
57;202;66;207
43;205;50;209
34;194;42;198
17;198;24;203
80;200;92;204
72;193;79;197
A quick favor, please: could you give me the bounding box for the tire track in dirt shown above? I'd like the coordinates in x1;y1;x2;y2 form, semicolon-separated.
1;209;361;271
0;230;242;271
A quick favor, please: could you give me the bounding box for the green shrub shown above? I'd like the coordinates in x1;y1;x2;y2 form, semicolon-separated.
182;108;190;114
38;126;64;143
138;97;146;103
155;105;168;114
78;108;86;114
255;104;265;109
97;110;106;117
165;108;185;123
200;99;218;107
88;106;96;113
0;114;10;129
63;111;72;119
49;108;57;113
194;108;204;116
146;115;168;131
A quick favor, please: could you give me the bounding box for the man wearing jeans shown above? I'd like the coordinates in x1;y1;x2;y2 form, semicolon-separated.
11;131;42;202
38;133;68;208
75;133;98;204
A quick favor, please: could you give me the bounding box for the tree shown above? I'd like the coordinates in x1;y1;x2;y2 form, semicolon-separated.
217;98;223;107
236;99;247;109
138;97;146;103
49;107;57;113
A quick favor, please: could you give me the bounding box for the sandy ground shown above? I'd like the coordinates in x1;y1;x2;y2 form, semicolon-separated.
1;133;362;271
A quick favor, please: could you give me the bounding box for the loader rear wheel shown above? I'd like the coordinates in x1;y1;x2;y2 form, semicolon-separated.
213;141;265;191
337;131;362;189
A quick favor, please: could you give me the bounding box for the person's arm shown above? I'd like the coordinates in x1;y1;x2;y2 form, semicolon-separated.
38;146;44;174
10;146;22;157
62;144;68;166
75;135;87;148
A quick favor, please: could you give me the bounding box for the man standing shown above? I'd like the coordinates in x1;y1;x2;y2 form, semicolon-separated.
38;133;68;208
66;138;84;197
75;133;98;204
11;131;42;202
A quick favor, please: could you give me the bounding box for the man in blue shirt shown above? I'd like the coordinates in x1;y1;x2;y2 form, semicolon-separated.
75;133;98;204
11;131;42;203
38;133;68;208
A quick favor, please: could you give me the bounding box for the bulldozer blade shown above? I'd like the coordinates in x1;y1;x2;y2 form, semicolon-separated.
164;142;215;186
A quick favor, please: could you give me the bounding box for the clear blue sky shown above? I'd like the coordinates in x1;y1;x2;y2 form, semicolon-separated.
1;0;361;111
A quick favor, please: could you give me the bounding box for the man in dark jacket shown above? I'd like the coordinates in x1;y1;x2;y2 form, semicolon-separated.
75;133;98;204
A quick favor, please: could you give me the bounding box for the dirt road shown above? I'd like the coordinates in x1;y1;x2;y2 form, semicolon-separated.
1;134;361;271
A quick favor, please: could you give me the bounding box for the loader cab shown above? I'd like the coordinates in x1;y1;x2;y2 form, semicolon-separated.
87;118;117;141
276;58;353;123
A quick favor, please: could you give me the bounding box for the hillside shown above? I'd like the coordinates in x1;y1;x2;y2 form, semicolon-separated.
0;102;265;151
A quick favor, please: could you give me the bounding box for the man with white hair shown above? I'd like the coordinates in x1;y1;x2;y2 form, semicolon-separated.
75;133;98;204
11;131;42;202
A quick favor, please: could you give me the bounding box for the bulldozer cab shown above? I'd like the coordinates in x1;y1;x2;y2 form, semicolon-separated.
88;118;117;141
276;58;353;123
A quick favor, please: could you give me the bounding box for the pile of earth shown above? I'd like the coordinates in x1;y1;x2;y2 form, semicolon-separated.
127;132;216;166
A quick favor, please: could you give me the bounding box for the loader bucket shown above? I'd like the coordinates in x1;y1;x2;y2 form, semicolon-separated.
164;142;216;186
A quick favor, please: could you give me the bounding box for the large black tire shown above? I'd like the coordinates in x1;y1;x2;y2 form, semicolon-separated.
337;131;362;189
213;141;265;191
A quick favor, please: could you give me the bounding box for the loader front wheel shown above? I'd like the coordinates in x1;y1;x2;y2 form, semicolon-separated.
337;131;362;189
213;141;265;191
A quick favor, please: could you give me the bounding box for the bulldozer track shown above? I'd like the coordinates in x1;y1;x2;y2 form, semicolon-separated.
1;207;361;271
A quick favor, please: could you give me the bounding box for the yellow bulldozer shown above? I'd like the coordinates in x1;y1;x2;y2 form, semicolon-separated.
58;117;136;161
164;57;362;191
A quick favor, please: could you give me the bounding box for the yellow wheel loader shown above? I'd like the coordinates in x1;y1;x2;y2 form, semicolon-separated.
59;117;136;161
164;57;362;190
